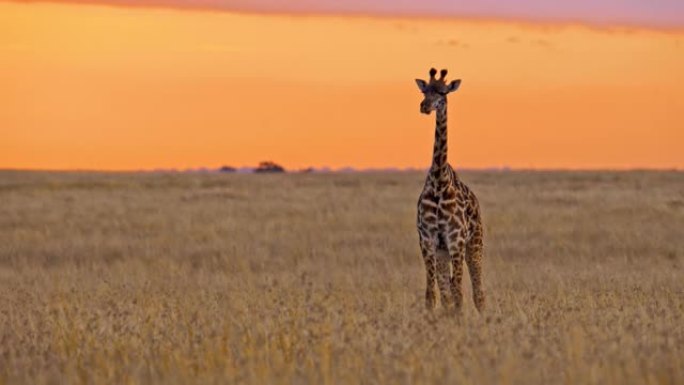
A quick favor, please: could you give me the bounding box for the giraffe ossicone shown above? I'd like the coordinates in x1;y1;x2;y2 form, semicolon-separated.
415;68;485;313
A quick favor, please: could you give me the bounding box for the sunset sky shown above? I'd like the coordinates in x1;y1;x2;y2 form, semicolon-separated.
1;1;683;170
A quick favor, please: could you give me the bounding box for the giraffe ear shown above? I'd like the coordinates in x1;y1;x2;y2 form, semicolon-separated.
415;79;428;92
447;79;462;93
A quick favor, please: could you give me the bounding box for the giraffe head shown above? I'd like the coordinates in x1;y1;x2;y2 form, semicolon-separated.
415;68;461;114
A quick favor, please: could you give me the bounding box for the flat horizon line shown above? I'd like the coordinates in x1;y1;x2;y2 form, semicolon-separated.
1;167;681;174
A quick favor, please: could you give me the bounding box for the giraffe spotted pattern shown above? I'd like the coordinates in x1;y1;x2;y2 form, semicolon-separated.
415;68;485;313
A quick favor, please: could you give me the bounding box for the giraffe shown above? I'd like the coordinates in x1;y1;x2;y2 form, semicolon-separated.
415;68;485;313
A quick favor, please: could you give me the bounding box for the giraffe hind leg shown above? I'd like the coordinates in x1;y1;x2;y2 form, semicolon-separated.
419;240;437;310
435;247;454;311
465;235;485;313
449;239;465;312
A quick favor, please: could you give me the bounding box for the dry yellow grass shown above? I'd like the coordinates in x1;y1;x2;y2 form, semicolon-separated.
0;170;682;385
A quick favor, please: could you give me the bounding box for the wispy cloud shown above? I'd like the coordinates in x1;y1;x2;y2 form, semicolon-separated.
10;0;684;28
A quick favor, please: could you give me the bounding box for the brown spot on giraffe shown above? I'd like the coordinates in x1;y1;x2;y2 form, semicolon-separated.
415;68;485;314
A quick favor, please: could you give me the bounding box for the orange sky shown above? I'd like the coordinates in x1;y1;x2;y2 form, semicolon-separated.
1;2;683;170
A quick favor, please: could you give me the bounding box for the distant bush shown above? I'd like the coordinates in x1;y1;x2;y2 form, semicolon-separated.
219;166;236;173
254;161;286;173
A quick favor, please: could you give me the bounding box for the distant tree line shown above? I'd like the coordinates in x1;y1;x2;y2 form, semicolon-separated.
218;161;287;174
254;161;285;173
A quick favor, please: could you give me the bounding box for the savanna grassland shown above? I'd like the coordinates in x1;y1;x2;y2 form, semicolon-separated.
0;170;682;385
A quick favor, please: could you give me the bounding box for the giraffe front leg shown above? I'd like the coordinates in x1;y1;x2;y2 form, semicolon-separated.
448;237;466;312
419;240;437;310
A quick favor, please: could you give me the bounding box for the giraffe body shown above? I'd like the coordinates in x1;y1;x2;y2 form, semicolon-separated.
415;68;485;313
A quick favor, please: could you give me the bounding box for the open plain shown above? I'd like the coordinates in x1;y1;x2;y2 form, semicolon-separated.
0;170;682;384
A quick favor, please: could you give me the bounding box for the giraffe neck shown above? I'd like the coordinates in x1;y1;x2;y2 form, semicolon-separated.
430;101;449;191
